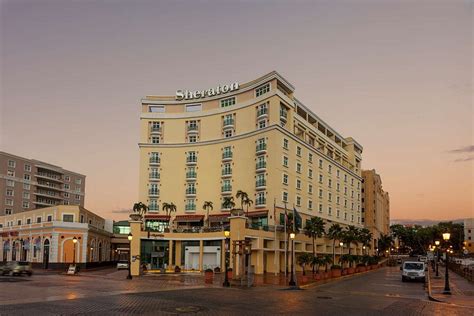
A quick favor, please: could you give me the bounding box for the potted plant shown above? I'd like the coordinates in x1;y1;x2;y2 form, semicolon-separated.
226;267;233;280
204;268;213;284
297;253;313;283
331;264;342;278
174;265;181;273
130;202;148;221
323;254;333;279
214;267;221;273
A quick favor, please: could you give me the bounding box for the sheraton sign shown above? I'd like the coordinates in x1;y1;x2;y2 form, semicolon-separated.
176;82;239;101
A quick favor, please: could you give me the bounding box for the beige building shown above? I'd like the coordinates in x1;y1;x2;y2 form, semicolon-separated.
362;169;390;252
464;218;474;253
0;152;86;216
134;71;366;273
0;205;112;269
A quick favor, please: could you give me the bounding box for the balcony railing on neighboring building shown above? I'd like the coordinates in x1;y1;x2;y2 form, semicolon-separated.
256;161;267;170
36;173;63;182
256;143;267;152
222;152;233;160
186;172;197;179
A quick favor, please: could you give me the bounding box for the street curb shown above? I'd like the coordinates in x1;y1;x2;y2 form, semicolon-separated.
426;267;444;303
300;266;383;289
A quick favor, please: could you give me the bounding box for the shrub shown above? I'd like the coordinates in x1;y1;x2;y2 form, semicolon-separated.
214;267;221;273
331;265;342;270
205;268;213;273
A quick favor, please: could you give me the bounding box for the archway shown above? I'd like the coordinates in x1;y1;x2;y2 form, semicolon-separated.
63;239;76;263
43;239;50;269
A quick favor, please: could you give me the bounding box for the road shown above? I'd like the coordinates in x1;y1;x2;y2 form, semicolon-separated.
0;267;472;315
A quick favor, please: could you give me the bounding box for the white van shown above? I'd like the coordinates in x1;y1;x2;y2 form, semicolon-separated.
401;261;426;282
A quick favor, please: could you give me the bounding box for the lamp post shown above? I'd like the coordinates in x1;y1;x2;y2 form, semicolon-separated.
223;230;230;287
289;232;296;286
72;237;77;265
435;240;440;277
339;242;344;265
127;232;133;280
362;245;366;256
442;232;451;295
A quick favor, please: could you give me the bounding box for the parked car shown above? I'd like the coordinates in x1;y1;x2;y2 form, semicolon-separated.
1;261;33;276
418;256;428;263
117;260;129;270
401;261;426;282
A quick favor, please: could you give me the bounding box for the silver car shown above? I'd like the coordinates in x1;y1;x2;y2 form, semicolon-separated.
2;261;33;276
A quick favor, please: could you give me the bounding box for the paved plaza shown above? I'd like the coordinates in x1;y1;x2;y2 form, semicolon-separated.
1;267;473;315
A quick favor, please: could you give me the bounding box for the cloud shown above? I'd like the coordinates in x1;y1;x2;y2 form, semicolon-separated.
448;145;474;154
454;156;474;162
111;208;132;214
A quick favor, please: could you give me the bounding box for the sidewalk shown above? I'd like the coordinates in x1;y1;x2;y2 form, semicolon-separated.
428;264;474;307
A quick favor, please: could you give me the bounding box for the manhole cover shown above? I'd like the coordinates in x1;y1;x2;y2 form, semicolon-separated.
175;306;202;313
316;296;332;299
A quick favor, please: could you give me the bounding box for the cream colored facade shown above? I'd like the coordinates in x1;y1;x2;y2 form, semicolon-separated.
362;169;390;252
139;71;364;230
0;205;112;268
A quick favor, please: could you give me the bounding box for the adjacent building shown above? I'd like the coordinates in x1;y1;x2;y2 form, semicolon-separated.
0;152;86;216
464;218;474;253
362;169;390;252
0;205;112;268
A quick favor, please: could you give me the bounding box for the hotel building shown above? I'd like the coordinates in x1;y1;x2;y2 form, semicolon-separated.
0;205;112;269
132;71;365;274
0;152;86;216
464;218;474;253
361;169;390;252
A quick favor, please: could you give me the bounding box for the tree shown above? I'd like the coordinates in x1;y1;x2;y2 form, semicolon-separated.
235;190;248;213
297;253;313;276
162;202;177;227
342;226;360;260
132;202;148;217
327;223;343;265
322;254;333;272
359;228;373;254
202;201;213;228
304;217;325;274
378;233;393;255
243;196;253;218
311;256;323;274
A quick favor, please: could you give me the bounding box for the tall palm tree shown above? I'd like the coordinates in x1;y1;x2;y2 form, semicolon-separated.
327;223;343;265
342;225;360;256
235;190;248;213
132;202;148;217
162;202;177;227
304;217;325;274
359;228;372;254
222;196;235;212
202;201;213;228
378;233;393;256
243;196;253;218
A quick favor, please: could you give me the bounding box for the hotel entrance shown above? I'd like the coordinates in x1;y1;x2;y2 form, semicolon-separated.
141;239;169;271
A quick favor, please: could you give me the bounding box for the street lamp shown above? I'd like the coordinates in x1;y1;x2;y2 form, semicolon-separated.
362;245;366;256
435;240;440;277
127;232;133;280
442;233;451;294
72;237;77;265
223;230;230;287
339;242;344;264
289;233;296;286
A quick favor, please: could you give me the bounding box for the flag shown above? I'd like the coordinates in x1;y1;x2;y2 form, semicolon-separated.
293;206;302;230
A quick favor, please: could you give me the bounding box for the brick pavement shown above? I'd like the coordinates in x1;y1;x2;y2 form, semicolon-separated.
428;263;474;307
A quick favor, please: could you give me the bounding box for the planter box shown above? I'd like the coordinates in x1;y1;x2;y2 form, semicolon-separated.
371;264;377;270
331;269;342;278
324;272;332;279
347;267;355;274
204;271;213;284
314;273;321;280
227;271;233;280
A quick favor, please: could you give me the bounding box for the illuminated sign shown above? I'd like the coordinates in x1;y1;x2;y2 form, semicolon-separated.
176;82;239;101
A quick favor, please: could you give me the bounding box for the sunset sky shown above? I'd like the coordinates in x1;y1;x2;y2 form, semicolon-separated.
1;0;472;221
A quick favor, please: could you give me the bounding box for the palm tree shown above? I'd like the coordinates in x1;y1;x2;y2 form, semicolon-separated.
162;202;177;228
327;223;343;265
235;190;248;213
202;201;213;228
342;225;360;256
132;202;148;217
222;196;235;212
304;217;325;274
378;233;393;256
297;253;313;276
322;254;333;272
311;256;323;274
359;228;372;254
243;196;253;218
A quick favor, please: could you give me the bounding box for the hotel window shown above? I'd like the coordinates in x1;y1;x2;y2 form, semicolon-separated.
148;200;158;211
222;163;232;175
319;174;323;183
336;170;340;178
328;192;332;202
26;218;31;225
357;182;360;189
64;184;70;190
357;217;360;224
308;153;313;163
308;184;313;194
257;103;268;116
328;179;332;188
282;174;288;185
186;183;196;195
150;152;160;164
283;156;289;167
149;105;165;113
257;139;268;152
23;192;29;199
344;212;347;220
337;183;340;192
357;193;360;201
17;220;22;226
282;191;288;202
152;121;161;131
223;146;232;159
255;192;266;205
351;203;354;210
319;159;323;169
149;184;159;195
6;180;14;187
75;187;81;193
185;104;202;112
223;114;234;126
187;151;197;163
296;146;302;157
337;196;340;204
319;189;323;198
188;135;197;143
36;217;42;223
23;183;30;190
65;175;70;181
222;179;232;192
6;189;13;197
151;136;160;144
351;215;354;222
258;119;267;129
24;164;31;172
255;83;270;97
75;194;81;200
344;174;348;182
47;215;52;222
328;165;332;173
224;130;233;138
318;204;323;213
24;174;30;181
308;168;313;179
344;200;348;207
187;120;197;131
308;200;313;210
8;160;15;168
351;178;354;186
220;97;235;107
63;214;74;222
283;138;289;150
5;209;12;215
7;170;14;177
296;163;301;174
337;209;340;218
351;191;354;198
328;207;332;216
64;200;70;205
5;199;13;206
75;179;82;185
185;199;196;211
296;179;301;190
296;196;301;207
344;187;348;195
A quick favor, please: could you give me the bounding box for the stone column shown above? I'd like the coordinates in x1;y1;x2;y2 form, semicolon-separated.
129;220;142;276
199;240;204;271
175;240;182;268
229;216;246;277
168;240;174;269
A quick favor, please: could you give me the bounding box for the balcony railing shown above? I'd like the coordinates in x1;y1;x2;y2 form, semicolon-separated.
221;185;232;193
151;126;162;133
280;109;288;120
186;157;197;164
256;180;267;188
187;125;199;132
148;190;159;196
223;119;234;127
255;198;266;206
256;143;267;152
221;169;232;176
149;173;160;180
256;161;267;170
222;152;233;160
149;157;160;164
185;204;196;211
186;188;197;195
257;108;268;117
186;172;197;179
36;173;63;182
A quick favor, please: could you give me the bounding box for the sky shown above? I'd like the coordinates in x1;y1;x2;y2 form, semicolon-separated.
1;0;472;221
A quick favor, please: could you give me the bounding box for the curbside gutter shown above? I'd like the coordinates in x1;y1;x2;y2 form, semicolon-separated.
426;267;443;303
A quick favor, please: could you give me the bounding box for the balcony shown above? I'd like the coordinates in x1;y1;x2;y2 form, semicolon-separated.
221;186;232;194
148;190;159;197
149;157;160;165
149;173;160;181
186;171;197;180
186;188;197;196
280;109;288;122
185;204;196;211
255;180;267;189
222;152;233;161
255;198;266;207
33;191;63;199
187;125;199;134
256;143;267;154
36;182;62;191
257;108;268;118
256;161;267;171
35;173;63;183
186;157;197;165
223;119;234;128
150;126;162;134
221;169;232;178
33;200;59;207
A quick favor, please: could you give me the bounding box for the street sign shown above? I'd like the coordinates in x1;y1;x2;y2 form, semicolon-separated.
67;264;77;275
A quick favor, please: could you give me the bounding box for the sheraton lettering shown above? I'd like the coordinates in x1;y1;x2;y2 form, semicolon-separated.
176;82;239;101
